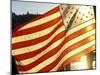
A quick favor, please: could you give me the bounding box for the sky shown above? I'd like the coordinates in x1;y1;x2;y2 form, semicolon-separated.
12;0;59;15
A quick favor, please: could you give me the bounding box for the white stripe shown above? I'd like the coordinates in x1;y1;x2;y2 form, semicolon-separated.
12;20;62;44
19;29;95;67
17;38;65;66
12;19;95;55
67;18;95;36
51;40;95;71
19;12;61;30
19;36;65;65
12;25;65;56
20;39;95;73
26;40;95;73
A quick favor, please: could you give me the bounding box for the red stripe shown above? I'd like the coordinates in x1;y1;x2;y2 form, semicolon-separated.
39;34;95;72
58;45;95;71
17;32;66;71
12;22;64;50
43;6;59;17
15;31;65;61
17;34;95;72
16;25;95;71
14;24;95;61
17;45;95;73
12;6;60;32
12;16;62;37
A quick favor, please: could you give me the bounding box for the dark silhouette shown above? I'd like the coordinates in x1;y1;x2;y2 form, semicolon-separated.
12;11;41;29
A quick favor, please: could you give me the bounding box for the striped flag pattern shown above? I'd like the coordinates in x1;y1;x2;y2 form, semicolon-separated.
12;5;96;73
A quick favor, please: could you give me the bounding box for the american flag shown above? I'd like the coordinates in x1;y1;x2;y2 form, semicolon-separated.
12;5;96;73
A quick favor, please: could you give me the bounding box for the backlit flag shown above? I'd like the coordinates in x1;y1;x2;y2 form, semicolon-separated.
58;5;96;70
12;5;95;73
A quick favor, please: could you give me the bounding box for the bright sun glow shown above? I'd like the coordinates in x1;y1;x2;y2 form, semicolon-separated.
79;56;88;69
79;61;87;69
79;56;87;69
71;56;88;70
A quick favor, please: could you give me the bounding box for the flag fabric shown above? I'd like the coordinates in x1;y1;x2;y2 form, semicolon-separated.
12;5;96;73
58;5;96;70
